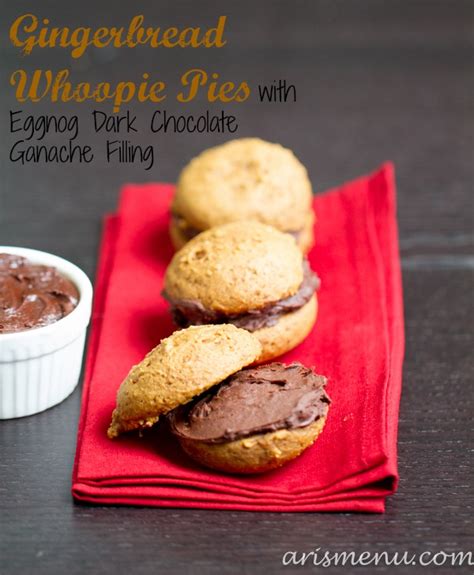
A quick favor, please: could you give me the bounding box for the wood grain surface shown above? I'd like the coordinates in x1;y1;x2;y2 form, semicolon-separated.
0;1;473;573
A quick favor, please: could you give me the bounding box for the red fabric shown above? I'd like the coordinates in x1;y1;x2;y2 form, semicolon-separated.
72;163;404;512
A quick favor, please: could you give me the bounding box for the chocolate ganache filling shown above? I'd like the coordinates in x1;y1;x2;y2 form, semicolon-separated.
168;362;330;444
164;259;320;332
172;212;303;242
0;253;79;334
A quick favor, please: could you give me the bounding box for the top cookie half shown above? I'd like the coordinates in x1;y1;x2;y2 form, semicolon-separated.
172;138;313;237
164;221;305;314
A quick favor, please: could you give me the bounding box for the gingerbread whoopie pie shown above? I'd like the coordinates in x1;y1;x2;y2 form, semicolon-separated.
171;138;315;252
168;362;330;474
107;324;261;438
163;221;319;362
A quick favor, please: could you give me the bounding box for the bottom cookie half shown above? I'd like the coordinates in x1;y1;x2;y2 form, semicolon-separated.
177;416;327;474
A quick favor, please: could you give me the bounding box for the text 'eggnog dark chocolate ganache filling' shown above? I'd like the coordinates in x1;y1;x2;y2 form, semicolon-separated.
164;259;320;331
0;253;79;334
168;363;330;444
172;212;304;243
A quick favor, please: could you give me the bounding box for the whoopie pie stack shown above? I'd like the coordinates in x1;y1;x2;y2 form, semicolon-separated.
171;138;315;252
163;221;319;363
108;325;330;473
108;138;330;474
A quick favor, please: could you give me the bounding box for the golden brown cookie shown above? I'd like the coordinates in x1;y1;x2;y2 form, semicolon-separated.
169;362;330;474
163;221;320;361
171;138;315;252
165;221;304;313
107;324;261;438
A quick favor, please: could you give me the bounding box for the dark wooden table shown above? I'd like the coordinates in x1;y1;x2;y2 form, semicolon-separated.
1;1;473;573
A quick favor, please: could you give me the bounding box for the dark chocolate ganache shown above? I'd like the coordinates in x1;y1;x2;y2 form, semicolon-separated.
172;212;303;242
169;362;330;444
0;253;79;334
163;259;320;332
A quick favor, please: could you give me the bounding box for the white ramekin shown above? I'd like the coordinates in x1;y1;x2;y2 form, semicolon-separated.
0;246;93;419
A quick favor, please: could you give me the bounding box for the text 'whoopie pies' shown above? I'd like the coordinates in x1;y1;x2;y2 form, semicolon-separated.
163;221;320;362
171;138;315;252
107;325;330;474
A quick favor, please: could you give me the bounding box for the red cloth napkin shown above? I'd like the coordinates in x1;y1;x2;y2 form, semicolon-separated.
72;163;404;512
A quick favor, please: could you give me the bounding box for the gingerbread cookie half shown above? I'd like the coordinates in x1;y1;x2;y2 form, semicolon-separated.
107;324;261;438
163;221;320;362
171;138;315;252
169;362;330;474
